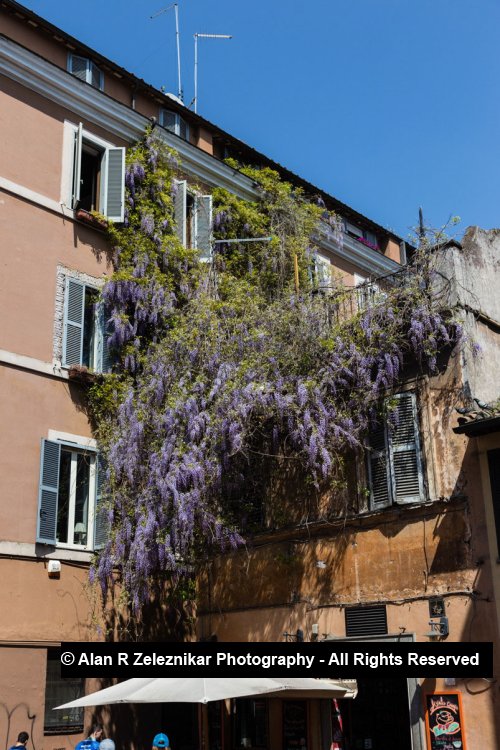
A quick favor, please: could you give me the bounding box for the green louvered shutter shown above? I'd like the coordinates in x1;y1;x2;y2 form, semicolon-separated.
37;439;61;544
388;392;424;504
94;455;108;550
368;421;391;509
174;179;187;246
104;147;125;222
63;278;85;366
194;194;213;261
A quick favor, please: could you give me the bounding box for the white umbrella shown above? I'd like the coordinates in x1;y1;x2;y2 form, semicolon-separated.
56;677;355;709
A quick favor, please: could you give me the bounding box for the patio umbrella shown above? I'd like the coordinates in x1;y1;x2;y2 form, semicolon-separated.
56;677;355;709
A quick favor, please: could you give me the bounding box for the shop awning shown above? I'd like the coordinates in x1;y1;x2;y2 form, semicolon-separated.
56;677;357;708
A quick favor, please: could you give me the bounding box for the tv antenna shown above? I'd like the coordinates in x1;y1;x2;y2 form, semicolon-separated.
151;3;183;101
193;33;232;113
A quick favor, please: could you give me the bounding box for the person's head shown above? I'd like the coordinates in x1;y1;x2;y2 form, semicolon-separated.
152;733;169;750
17;733;29;746
90;726;103;741
99;740;115;750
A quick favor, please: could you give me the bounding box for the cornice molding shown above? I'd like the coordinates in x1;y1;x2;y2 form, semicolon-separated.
0;34;399;275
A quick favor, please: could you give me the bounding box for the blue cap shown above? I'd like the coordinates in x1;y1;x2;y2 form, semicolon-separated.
100;741;115;750
153;735;169;748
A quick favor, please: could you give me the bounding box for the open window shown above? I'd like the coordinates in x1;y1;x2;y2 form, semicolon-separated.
173;179;213;261
62;278;112;372
68;53;103;90
36;439;107;551
367;392;425;509
71;124;125;222
314;252;332;291
160;108;189;140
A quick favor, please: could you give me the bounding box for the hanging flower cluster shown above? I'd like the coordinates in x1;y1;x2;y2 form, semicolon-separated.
90;130;462;611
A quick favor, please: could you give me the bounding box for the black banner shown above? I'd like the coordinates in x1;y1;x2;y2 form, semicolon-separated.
59;641;493;678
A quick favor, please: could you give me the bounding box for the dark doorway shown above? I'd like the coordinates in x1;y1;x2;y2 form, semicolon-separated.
345;678;411;750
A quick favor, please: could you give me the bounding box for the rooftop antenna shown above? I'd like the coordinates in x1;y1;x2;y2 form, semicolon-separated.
418;206;425;244
151;3;183;101
193;33;232;113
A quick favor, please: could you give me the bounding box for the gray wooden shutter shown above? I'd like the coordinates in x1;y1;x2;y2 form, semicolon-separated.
94;455;108;550
37;439;61;545
63;278;85;366
174;179;187;246
194;194;213;261
96;302;112;373
105;147;125;222
72;123;83;209
368;421;391;509
388;392;424;504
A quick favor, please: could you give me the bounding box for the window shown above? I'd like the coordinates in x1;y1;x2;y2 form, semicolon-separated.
160;108;189;140
314;253;332;291
37;439;107;550
44;648;84;734
173;179;213;260
68;54;103;90
71;124;125;222
367;392;425;509
354;273;380;310
345;605;388;637
345;221;379;251
233;699;268;749
62;278;111;372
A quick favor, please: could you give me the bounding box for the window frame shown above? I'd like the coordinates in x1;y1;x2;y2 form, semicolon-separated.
173;179;213;260
160;108;189;140
36;437;105;552
62;276;111;373
44;648;85;735
67;53;104;90
366;392;425;510
70;123;125;222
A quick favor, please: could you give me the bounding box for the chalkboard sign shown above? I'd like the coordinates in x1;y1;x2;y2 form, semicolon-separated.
424;692;467;750
283;700;307;750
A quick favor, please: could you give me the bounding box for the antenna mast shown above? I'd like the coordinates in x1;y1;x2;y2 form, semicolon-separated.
151;3;183;101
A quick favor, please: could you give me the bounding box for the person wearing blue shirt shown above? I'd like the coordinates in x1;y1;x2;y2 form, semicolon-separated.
76;725;103;750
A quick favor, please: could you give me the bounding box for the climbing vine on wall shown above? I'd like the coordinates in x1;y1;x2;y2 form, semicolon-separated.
89;128;462;611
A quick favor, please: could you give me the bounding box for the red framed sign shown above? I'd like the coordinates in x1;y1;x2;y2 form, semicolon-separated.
424;692;467;750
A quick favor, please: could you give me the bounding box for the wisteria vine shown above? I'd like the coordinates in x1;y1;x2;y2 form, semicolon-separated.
89;129;461;611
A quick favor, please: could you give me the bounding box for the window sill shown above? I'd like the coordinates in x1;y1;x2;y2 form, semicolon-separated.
67;364;98;384
75;208;108;232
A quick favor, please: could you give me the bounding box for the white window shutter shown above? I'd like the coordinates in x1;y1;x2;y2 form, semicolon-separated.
388;392;424;504
93;455;108;550
63;278;85;366
194;194;213;261
174;179;187;246
368;422;391;509
37;439;61;545
72;123;83;209
104;147;125;222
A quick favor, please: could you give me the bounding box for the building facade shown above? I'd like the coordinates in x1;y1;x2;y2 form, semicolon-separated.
0;2;499;750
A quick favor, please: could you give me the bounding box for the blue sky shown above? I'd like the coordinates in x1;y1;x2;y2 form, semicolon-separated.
23;0;500;240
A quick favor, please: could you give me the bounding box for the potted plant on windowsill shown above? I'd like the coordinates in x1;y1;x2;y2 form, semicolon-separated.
68;364;98;385
75;208;108;231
